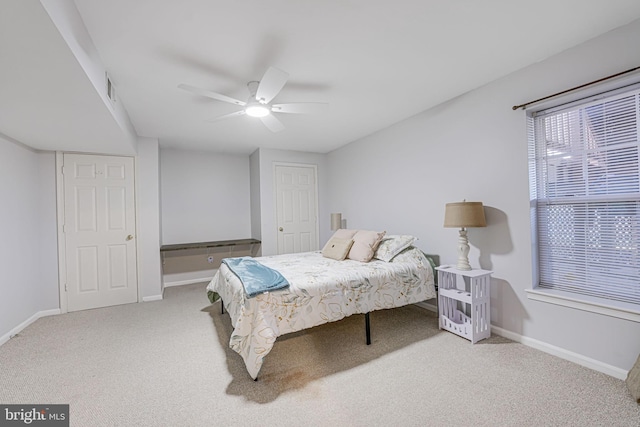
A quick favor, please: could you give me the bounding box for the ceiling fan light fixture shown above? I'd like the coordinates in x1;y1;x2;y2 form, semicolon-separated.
245;103;270;118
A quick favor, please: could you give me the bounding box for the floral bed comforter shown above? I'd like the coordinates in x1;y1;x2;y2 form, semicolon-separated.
206;247;436;379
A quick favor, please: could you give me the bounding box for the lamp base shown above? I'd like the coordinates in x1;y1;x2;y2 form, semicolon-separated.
456;262;472;271
455;228;472;271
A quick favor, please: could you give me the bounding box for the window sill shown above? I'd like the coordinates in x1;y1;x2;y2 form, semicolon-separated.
525;288;640;323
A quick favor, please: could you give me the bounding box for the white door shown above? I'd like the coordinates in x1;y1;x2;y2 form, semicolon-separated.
63;154;138;312
275;164;318;254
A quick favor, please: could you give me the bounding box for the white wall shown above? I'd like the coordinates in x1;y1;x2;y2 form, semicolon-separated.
249;149;262;249
158;146;329;258
159;148;251;244
136;138;163;300
255;148;330;256
327;19;640;374
0;135;59;342
38;151;59;307
40;0;138;154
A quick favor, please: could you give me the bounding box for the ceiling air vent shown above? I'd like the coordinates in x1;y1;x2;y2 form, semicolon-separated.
106;73;116;103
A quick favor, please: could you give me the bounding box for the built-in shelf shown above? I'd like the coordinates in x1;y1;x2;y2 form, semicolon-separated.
160;238;261;252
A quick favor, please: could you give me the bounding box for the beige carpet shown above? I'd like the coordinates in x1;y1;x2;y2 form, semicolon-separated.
0;283;638;426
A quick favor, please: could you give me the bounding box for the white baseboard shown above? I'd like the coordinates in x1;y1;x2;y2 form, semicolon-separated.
163;269;216;288
490;325;628;380
414;303;628;380
163;277;214;287
0;308;61;347
142;294;163;302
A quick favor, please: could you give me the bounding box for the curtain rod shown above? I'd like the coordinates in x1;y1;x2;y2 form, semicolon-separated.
512;65;640;111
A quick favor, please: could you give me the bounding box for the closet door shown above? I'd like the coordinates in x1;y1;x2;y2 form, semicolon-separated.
275;164;318;254
63;153;138;312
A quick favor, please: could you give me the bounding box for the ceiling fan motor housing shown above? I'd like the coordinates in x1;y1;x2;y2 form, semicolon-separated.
246;81;263;101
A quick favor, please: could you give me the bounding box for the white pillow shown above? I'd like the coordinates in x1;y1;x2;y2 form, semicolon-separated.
374;235;417;262
348;230;386;262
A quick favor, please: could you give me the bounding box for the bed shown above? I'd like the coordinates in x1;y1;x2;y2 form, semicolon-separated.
206;237;437;380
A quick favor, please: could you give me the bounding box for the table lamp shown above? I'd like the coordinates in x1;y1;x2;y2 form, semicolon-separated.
331;213;342;231
443;201;486;270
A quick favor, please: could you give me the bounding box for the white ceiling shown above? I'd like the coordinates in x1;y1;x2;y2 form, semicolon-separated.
3;1;640;155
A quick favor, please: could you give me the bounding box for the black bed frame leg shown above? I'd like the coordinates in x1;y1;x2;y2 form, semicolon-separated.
365;312;371;345
221;299;224;314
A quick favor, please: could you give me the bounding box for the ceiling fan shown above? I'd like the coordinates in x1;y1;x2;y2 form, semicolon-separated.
178;67;327;132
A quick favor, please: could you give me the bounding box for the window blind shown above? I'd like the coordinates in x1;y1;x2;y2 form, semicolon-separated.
529;88;640;305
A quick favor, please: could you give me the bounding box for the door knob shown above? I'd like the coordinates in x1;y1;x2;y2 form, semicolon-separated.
126;235;134;241
278;227;283;232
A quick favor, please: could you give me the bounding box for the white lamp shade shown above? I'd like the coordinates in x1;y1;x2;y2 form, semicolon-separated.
331;213;342;231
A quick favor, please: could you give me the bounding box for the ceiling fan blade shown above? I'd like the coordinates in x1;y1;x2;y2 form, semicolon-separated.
259;114;285;132
178;84;246;106
206;110;246;123
271;102;328;114
255;67;289;104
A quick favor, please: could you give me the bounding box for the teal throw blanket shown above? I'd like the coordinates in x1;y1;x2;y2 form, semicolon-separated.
222;257;289;298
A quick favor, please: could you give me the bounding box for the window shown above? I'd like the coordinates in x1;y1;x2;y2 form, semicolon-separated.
528;86;640;307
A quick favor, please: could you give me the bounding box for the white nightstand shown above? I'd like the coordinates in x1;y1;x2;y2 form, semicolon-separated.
436;265;492;343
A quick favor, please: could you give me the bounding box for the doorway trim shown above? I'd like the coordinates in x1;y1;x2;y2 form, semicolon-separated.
56;152;68;313
55;152;140;313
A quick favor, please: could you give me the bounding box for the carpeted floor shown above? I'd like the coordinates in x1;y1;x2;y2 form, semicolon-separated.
0;283;638;426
